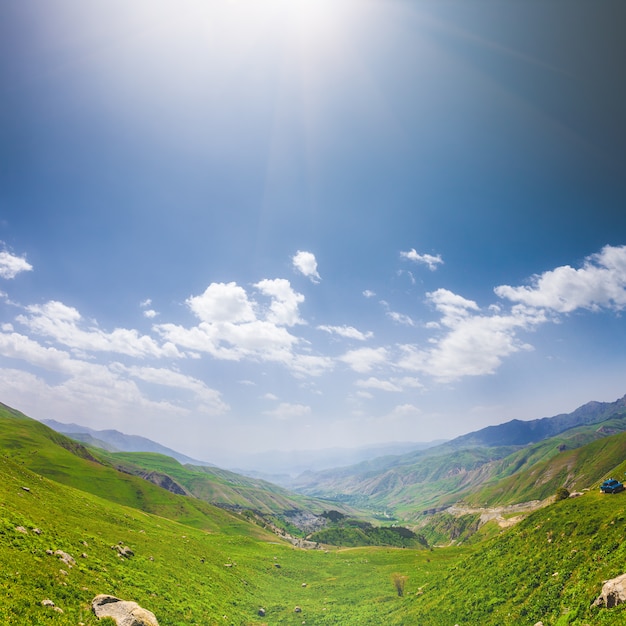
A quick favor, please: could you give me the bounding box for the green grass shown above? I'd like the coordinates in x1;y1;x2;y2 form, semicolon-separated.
4;402;626;625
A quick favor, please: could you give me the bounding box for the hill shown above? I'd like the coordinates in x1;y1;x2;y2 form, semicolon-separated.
40;418;212;466
292;394;626;519
3;400;626;624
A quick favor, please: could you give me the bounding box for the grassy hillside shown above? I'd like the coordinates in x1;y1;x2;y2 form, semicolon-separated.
0;403;266;534
92;449;344;520
294;409;626;521
463;430;626;507
3;401;626;624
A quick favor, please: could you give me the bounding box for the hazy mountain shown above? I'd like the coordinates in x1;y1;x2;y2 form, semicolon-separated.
292;394;626;517
228;440;445;480
40;419;213;467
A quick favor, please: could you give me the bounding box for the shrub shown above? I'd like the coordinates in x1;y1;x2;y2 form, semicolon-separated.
391;573;408;597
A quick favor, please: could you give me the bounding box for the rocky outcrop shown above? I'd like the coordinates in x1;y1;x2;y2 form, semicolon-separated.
593;573;626;608
138;471;188;496
92;594;159;625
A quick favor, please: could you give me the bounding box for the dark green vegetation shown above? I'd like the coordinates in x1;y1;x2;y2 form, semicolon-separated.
308;511;428;548
3;400;626;624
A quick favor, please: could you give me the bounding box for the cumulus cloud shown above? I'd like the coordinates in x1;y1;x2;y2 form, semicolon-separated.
16;301;181;358
292;250;321;283
0;250;33;279
363;289;376;298
188;282;256;324
397;291;546;381
400;248;443;271
156;280;332;376
339;347;389;373
255;278;304;326
495;245;626;313
0;331;195;423
317;324;373;341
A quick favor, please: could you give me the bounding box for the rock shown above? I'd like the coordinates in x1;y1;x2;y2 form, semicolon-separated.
258;608;266;617
32;528;42;535
15;526;27;534
112;545;134;558
594;573;626;608
55;550;76;567
92;594;159;626
41;599;55;607
22;486;30;492
294;606;302;613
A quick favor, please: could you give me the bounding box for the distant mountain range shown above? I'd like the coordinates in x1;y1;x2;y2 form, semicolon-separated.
291;394;626;517
40;419;213;467
40;417;444;478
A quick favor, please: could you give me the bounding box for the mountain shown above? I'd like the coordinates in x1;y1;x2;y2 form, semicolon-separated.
3;398;626;624
452;394;626;447
292;394;626;518
230;440;445;482
40;418;213;466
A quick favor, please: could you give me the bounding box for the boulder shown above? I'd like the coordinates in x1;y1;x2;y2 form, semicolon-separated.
55;550;76;567
92;594;159;626
593;573;626;608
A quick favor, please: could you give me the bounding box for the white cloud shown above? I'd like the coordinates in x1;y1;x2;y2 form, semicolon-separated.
386;310;415;326
355;375;422;392
143;309;158;319
140;298;152;308
0;250;33;279
356;377;402;392
0;332;190;424
156;280;332;377
123;365;228;414
397;298;546;381
188;282;256;323
255;278;304;326
363;289;376;298
400;248;443;271
495;245;626;313
317;324;373;341
292;250;321;283
339;347;388;373
263;402;311;420
16;300;181;359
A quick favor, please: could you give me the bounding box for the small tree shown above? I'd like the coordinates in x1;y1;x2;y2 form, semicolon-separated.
391;573;408;597
555;487;570;501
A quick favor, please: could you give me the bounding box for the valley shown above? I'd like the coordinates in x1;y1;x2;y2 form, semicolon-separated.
2;397;626;624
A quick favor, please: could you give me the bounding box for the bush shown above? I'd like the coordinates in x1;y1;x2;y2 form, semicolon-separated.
391;573;408;597
555;487;570;501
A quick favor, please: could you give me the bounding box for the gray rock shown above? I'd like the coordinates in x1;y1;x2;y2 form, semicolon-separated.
55;550;76;567
92;594;159;626
594;573;626;608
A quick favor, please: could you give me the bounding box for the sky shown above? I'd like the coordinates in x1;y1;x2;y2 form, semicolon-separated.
1;0;626;467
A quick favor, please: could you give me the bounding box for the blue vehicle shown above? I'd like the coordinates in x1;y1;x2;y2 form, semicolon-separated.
600;478;624;494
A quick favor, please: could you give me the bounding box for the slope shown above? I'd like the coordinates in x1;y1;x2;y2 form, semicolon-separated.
0;402;264;534
293;395;626;519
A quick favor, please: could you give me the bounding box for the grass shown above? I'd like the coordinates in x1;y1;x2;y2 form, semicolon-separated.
4;402;626;624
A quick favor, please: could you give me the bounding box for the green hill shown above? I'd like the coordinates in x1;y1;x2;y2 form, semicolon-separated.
3;400;626;624
293;402;626;520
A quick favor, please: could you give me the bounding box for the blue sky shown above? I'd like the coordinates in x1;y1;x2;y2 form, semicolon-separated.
1;1;626;465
